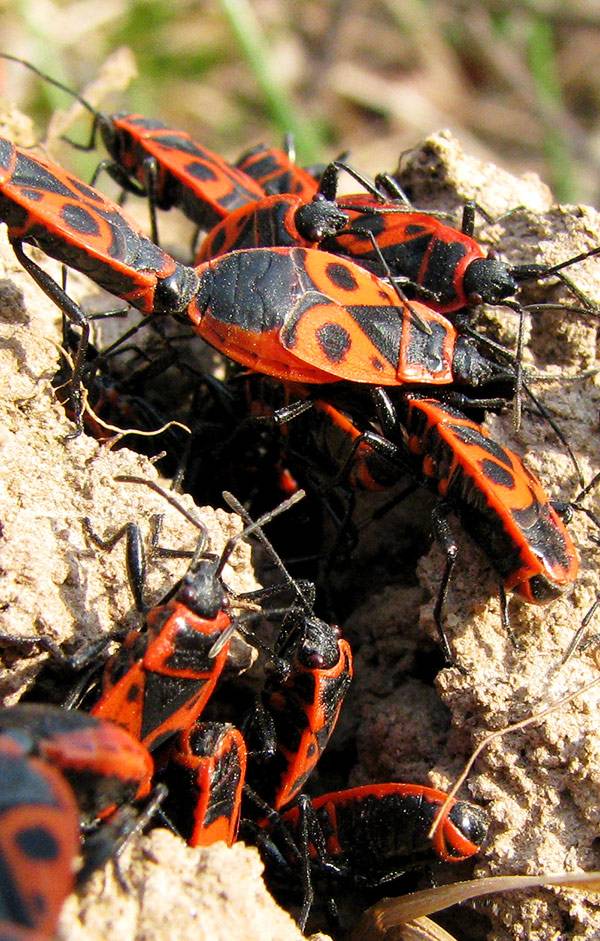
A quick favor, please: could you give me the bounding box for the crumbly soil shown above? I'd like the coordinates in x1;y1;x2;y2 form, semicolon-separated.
0;112;598;941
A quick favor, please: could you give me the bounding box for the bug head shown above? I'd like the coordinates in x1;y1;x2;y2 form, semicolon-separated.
295;196;349;242
463;254;518;305
433;800;489;861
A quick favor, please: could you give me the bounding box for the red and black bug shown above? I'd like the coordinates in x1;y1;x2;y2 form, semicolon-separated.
161;720;247;848
393;393;579;605
252;612;353;811
194;159;348;262
188;246;509;389
217;491;353;812
280;783;488;871
89;478;304;752
0;728;79;940
320;167;600;317
0;134;198;425
270;388;579;662
0;704;153;941
235;141;321;200
258;782;488;929
0;54;268;245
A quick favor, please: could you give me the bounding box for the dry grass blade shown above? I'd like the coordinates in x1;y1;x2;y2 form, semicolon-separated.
352;870;600;940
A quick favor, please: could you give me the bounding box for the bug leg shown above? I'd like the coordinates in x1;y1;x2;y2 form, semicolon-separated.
12;240;90;434
0;632;110;670
370;386;399;437
83;518;149;612
430;503;458;666
461;200;525;232
561;596;600;665
78;784;167;887
140;156;160;246
498;582;519;649
90;158;149;199
61;111;101;152
83;513;190;612
461;201;476;237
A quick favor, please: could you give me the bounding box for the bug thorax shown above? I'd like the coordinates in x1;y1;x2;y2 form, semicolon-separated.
176;562;227;619
154;264;200;314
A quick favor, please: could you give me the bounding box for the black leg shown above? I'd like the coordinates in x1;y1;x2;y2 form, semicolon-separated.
431;502;459;665
141;156;160;246
12;240;90;433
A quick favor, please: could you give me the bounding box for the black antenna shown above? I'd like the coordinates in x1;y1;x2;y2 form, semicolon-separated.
1;53;100;118
222;491;315;613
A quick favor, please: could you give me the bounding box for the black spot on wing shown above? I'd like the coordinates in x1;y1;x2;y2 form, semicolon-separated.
120;115;169;131
198;250;295;333
21;188;43;202
405;224;427;235
0;137;14;171
68;176;105;203
0;753;60;812
126;683;141;703
316;322;351;363
185;160;218;182
61;203;100;236
421;239;468;304
148;133;208;157
448;423;514;468
16;825;60;861
207;225;226;255
480;459;515;489
511;505;573;571
326;262;358;291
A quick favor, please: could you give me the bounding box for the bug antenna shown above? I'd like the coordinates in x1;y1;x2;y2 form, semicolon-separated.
222;491;314;612
0;53;99;118
114;475;209;546
362;230;433;335
332;160;386;199
216;490;305;579
545;244;600;275
520;384;584;487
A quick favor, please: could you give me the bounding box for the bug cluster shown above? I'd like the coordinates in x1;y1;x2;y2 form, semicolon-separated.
0;54;598;941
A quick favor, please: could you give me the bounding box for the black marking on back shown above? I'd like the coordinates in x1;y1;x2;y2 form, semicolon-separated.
12;153;74;198
0;752;60;814
345;305;403;367
480;459;515;489
326;262;359;291
403;318;448;374
511;504;572;570
61;203;101;236
149;133;210;158
184;160;218;182
121;115;169;131
316;322;351;363
197;250;295;332
421;239;468;304
448;423;514;469
141;672;206;747
0;137;14;171
16;825;60;861
67;176;105;203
